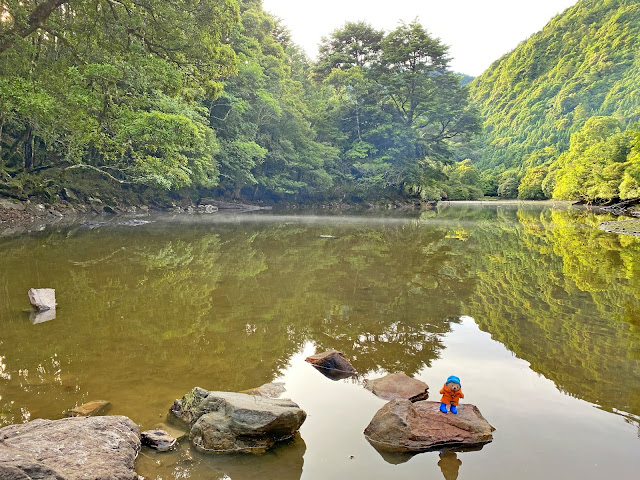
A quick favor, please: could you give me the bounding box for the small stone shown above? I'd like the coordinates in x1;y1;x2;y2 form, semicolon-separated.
67;400;111;417
28;288;56;312
103;205;117;214
152;423;189;441
364;372;429;402
141;429;177;452
239;382;286;398
305;349;357;378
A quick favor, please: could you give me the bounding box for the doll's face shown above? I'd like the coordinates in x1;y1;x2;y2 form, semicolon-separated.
446;381;461;392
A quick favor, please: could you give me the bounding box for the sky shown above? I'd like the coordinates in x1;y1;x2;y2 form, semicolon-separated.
262;0;578;76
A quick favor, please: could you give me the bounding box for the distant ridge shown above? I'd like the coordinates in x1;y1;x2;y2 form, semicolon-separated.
470;0;640;171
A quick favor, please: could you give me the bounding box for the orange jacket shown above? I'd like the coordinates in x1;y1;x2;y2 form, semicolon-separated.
440;384;464;406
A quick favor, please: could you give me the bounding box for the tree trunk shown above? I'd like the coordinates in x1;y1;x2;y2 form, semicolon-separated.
24;129;35;171
0;0;67;55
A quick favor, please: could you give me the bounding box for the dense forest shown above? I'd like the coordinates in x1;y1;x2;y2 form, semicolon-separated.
470;0;640;202
0;0;480;205
2;0;640;206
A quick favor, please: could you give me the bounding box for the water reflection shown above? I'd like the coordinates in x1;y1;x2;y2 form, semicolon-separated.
136;435;306;480
438;451;462;480
1;207;640;478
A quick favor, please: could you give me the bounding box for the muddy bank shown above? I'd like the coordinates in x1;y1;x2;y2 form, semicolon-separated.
0;196;273;236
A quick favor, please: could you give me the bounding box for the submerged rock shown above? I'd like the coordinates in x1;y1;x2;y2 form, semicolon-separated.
364;372;429;401
0;415;140;479
239;382;286;398
141;429;177;452
28;288;56;311
67;400;111;417
305;349;357;378
364;399;494;453
170;388;306;454
152;422;189;441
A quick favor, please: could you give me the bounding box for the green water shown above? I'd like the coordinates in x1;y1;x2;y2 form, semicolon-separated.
1;204;639;479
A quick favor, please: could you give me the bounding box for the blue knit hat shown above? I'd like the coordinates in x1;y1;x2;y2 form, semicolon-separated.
446;375;461;385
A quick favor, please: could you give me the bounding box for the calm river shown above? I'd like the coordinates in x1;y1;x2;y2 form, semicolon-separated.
1;203;639;479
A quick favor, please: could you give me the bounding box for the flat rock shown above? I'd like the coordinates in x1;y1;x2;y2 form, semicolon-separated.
364;372;429;401
239;382;286;398
364;399;494;453
28;288;56;311
0;415;140;479
141;429;176;452
305;349;357;377
67;400;110;417
170;388;306;454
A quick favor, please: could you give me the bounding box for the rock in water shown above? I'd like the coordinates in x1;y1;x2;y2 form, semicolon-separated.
28;288;56;311
305;349;357;377
239;382;286;398
364;372;429;401
170;388;307;454
0;415;140;479
141;430;177;452
364;399;494;453
67;400;110;417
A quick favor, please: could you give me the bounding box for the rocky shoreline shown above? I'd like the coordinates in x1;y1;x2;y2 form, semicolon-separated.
0;349;494;479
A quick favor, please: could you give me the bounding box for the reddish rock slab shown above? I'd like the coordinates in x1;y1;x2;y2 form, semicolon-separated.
364;399;494;453
364;372;429;401
305;349;357;377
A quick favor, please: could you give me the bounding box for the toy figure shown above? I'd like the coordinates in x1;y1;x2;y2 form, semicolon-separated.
440;375;464;414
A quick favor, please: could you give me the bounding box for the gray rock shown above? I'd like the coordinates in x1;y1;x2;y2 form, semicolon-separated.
26;203;47;216
364;372;429;401
28;288;56;312
239;382;286;398
61;187;78;202
141;430;176;452
0;199;25;210
364;399;494;453
170;388;306;454
0;415;140;479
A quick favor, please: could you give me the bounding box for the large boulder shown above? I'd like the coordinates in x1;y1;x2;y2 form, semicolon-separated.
305;349;357;379
170;388;306;454
364;372;429;401
364;399;494;453
0;415;140;479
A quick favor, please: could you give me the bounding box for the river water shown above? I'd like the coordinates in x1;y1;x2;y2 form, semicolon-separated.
1;204;639;479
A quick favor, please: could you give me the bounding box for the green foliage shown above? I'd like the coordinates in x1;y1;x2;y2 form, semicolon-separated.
468;0;640;199
1;1;480;203
315;20;481;200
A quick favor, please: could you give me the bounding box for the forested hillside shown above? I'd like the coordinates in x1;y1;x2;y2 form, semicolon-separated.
470;0;640;201
0;0;479;205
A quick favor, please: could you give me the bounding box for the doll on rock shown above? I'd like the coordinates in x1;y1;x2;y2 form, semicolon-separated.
440;375;464;414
